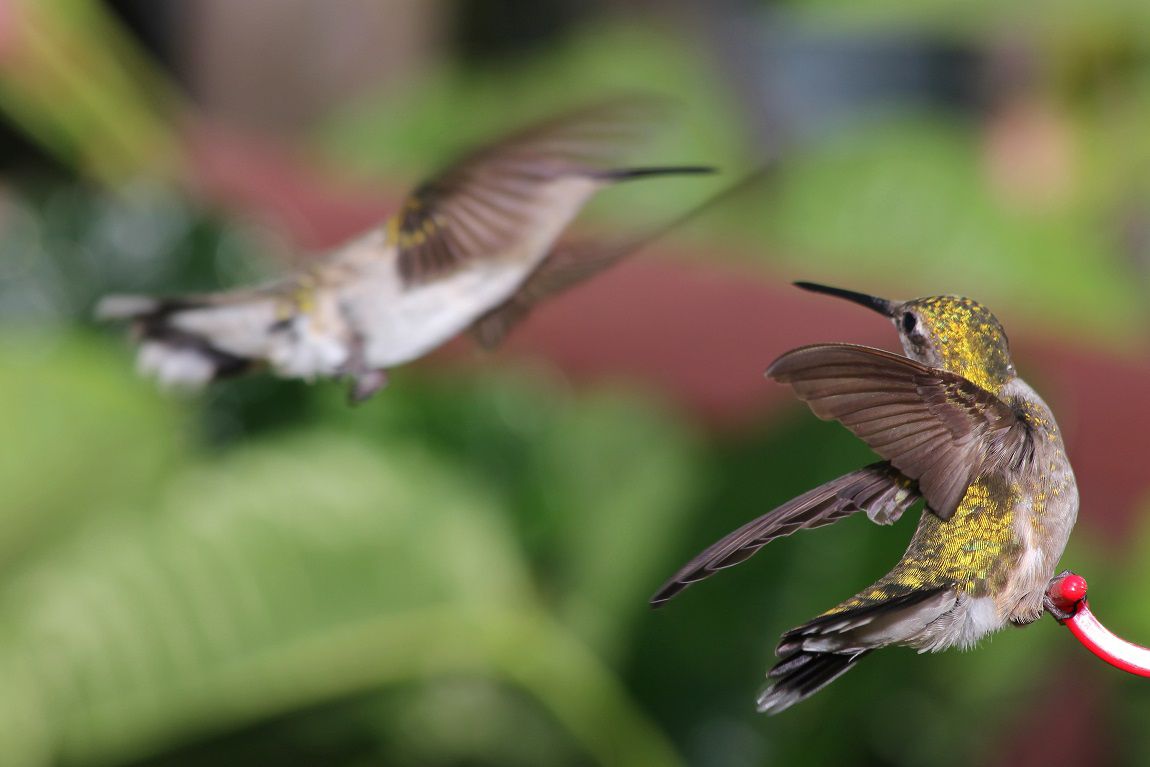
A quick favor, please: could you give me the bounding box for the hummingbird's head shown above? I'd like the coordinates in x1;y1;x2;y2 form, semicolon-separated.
794;282;1016;393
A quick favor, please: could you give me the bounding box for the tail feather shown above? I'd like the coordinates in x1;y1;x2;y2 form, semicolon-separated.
757;649;868;714
95;294;256;388
757;586;956;714
94;294;163;320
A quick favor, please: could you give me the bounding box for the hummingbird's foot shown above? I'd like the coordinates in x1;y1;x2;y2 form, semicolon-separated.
347;369;389;405
1043;570;1083;623
1043;598;1075;623
336;327;388;404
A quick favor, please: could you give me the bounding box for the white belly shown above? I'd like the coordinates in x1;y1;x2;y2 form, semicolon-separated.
352;259;535;367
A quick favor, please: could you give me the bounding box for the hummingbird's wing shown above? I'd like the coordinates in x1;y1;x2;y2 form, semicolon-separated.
470;171;764;348
466;240;588;347
767;344;1034;521
390;96;679;286
649;462;920;606
468;234;651;348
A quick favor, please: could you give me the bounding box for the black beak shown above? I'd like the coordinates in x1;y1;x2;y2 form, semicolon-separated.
793;281;897;317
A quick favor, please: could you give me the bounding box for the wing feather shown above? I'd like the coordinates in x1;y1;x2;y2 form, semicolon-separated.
767;344;1031;519
393;97;667;284
650;462;920;606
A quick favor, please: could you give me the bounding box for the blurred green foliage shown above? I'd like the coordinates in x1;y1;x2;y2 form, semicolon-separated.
2;301;1139;767
0;325;692;767
0;0;178;182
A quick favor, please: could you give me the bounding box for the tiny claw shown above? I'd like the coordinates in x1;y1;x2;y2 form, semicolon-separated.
347;369;388;405
1044;593;1076;623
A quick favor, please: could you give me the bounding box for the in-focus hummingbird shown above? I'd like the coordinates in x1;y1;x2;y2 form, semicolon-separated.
651;281;1078;714
97;98;714;402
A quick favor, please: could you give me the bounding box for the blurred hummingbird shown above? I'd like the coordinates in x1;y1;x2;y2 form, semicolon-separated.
97;98;714;402
651;281;1078;714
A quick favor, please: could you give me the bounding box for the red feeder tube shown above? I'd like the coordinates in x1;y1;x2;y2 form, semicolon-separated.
1046;571;1150;678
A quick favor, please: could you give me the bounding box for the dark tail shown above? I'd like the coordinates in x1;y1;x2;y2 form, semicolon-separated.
96;294;253;387
757;648;871;714
756;586;955;714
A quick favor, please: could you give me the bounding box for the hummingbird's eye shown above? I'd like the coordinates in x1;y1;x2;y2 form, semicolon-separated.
901;312;917;333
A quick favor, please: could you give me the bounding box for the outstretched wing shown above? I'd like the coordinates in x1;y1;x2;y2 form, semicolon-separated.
650;462;920;606
391;97;670;285
466;237;627;348
468;170;762;349
767;344;1033;520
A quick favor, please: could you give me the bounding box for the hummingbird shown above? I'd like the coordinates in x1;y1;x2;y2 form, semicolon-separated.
96;98;714;402
651;281;1078;714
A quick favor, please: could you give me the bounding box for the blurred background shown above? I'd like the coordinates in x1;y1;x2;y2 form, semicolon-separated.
3;0;1150;765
